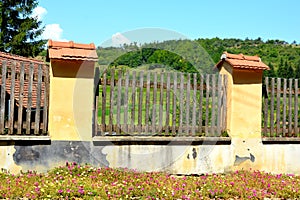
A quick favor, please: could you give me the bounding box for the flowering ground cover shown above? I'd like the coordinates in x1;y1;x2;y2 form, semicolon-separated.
0;162;299;199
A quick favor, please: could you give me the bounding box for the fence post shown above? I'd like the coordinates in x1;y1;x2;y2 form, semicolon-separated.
47;40;98;141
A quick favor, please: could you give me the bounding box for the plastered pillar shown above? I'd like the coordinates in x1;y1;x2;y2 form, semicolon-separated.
218;62;266;170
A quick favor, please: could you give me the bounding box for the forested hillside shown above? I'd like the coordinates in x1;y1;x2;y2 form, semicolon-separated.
97;38;300;78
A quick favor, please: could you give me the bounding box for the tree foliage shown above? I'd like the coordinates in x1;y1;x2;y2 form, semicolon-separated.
0;0;46;57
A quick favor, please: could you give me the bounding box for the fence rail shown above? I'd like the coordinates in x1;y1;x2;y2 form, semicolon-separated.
94;69;228;137
0;60;49;136
262;77;300;137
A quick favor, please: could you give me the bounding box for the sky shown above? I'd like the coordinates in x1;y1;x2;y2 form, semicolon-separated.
36;0;300;47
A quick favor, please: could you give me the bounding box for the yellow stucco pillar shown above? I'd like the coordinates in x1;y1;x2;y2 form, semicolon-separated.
216;52;269;170
47;40;98;141
220;65;263;138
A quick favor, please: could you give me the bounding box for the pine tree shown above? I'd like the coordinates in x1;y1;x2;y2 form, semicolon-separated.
263;62;276;78
0;0;46;57
295;60;300;79
277;59;294;78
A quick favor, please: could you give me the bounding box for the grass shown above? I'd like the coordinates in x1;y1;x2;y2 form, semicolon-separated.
1;162;300;199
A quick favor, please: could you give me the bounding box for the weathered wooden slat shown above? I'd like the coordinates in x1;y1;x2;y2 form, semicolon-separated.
93;67;100;136
198;74;204;135
178;73;184;135
42;65;49;135
34;64;43;135
172;73;177;135
26;63;34;135
288;79;293;135
17;62;25;135
8;62;16;134
116;70;122;134
276;78;281;136
263;78;269;135
191;74;197;136
145;72;151;133
152;72;157;134
211;74;216;136
130;71;136;133
138;71;144;134
159;73;164;134
283;78;287;136
294;79;298;136
123;71;129;133
109;69;115;134
0;61;7;134
185;73;191;135
205;75;210;136
222;75;228;133
270;78;275;137
165;72;171;135
101;72;107;135
217;75;222;136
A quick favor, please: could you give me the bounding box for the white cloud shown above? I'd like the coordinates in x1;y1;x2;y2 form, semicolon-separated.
42;24;67;41
32;6;47;21
112;32;131;47
32;6;67;41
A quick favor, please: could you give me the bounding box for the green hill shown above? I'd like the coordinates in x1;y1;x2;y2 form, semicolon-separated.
96;38;300;78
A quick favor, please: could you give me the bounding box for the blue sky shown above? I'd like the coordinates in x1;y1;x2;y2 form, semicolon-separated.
36;0;300;47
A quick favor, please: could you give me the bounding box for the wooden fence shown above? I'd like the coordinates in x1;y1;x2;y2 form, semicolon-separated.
94;69;228;137
262;77;300;137
0;60;49;135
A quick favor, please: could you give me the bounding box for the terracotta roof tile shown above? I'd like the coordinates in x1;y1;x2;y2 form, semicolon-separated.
47;40;98;61
216;52;270;70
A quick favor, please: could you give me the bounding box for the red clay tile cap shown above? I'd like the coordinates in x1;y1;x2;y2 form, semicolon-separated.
47;40;98;61
216;52;269;70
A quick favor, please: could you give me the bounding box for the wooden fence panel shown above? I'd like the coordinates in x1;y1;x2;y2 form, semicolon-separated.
0;60;49;136
262;77;300;137
96;69;228;137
